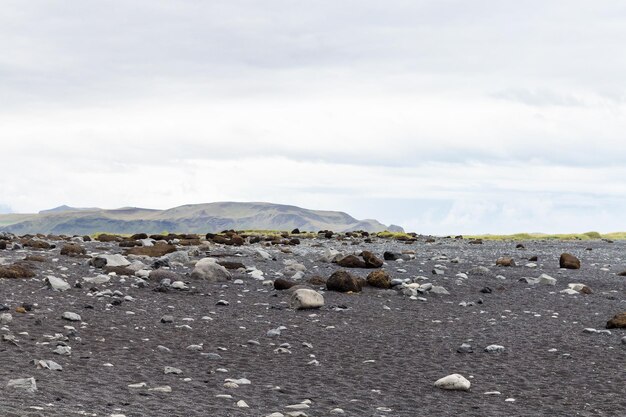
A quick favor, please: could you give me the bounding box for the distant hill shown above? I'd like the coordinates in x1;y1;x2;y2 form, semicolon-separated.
0;202;404;235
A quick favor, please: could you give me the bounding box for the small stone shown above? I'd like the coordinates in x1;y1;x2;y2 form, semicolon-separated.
164;366;183;375
457;343;473;354
161;315;174;323
485;344;505;353
237;400;249;408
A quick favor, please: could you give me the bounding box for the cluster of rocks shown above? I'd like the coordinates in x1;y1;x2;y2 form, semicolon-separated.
0;229;625;415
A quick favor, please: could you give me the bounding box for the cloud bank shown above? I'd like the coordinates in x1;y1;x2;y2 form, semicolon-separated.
1;1;625;234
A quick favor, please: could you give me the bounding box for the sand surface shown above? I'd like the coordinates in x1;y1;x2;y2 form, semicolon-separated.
0;236;625;416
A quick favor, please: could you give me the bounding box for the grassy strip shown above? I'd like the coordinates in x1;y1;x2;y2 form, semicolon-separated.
465;231;626;241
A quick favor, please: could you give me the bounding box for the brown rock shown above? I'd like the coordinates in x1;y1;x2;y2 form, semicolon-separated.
361;251;384;268
326;270;362;293
125;244;177;257
617;271;626;277
60;244;86;257
96;234;121;242
274;278;297;290
560;253;581;269
366;270;391;289
606;312;626;329
131;233;148;240
217;261;246;270
0;263;36;279
104;266;135;276
149;269;183;282
308;276;327;286
24;255;46;262
335;255;367;268
496;257;515;267
529;256;538;262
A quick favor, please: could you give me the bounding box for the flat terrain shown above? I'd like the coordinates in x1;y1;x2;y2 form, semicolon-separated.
0;234;625;416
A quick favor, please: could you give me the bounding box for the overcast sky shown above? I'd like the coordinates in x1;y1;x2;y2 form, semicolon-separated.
2;1;626;234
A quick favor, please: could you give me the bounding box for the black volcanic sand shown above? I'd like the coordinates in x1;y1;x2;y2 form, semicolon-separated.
0;237;625;416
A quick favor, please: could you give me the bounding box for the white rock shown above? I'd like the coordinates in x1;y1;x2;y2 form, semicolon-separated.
83;275;111;284
237;400;250;408
0;313;13;325
485;344;505;353
434;374;471;391
560;289;579;295
225;378;251;385
62;312;82;322
6;377;37;393
191;258;232;282
290;289;324;310
539;274;557;285
46;275;71;291
94;254;130;267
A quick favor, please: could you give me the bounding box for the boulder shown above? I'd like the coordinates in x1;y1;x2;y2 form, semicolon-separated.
126;244;177;257
290;289;324;310
60;244;86;257
91;254;130;268
274;278;297;290
366;270;391;289
190;258;232;282
326;270;362;293
0;263;36;278
335;255;366;268
361;251;383;268
560;253;581;270
496;257;515;267
383;251;401;261
434;374;471;391
606;312;626;329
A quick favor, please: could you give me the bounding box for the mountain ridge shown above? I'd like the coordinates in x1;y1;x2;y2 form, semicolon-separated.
0;202;404;235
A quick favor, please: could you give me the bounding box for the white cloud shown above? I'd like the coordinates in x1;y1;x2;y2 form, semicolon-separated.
1;1;626;233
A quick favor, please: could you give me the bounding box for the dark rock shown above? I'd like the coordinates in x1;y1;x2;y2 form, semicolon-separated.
606;312;626;329
335;255;367;268
217;261;246;270
0;263;36;278
60;244;86;257
125;244;177;257
308;276;327;286
560;253;581;270
131;233;148;240
149;269;182;282
515;243;525;249
496;257;515;267
480;287;493;294
326;270;362;293
291;228;300;234
383;251;400;261
366;270;391;289
361;251;383;268
274;278;297;290
528;256;538;262
104;266;135;276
